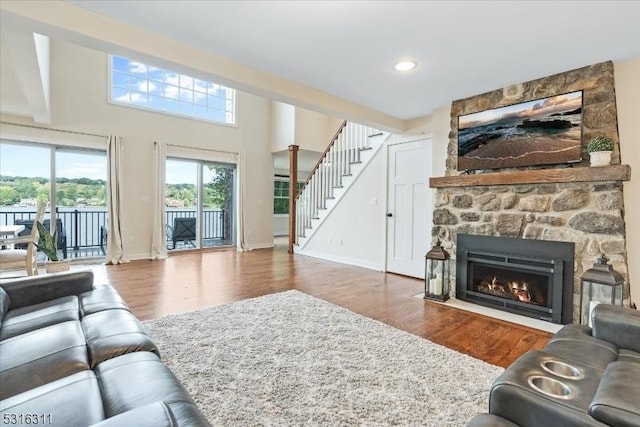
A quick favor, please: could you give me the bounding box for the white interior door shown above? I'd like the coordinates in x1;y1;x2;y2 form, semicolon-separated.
386;139;432;278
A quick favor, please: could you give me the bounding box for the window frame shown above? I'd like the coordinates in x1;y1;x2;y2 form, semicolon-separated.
107;55;237;127
273;176;304;216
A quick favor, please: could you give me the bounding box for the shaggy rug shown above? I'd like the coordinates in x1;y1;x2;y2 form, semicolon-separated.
142;290;502;426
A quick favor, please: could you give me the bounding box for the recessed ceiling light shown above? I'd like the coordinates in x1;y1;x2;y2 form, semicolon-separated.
393;60;417;72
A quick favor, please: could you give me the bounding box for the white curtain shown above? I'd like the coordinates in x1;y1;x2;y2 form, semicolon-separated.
105;135;129;264
151;141;168;259
237;152;249;251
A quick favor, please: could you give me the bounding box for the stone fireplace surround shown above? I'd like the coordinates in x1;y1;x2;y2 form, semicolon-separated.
430;61;631;324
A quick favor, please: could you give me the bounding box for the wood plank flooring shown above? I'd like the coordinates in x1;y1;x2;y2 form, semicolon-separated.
90;245;551;368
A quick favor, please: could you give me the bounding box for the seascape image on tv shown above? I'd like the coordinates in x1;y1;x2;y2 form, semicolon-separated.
457;91;583;170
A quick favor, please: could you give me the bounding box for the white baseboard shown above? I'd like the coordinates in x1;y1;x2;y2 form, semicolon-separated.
295;248;383;272
243;242;276;251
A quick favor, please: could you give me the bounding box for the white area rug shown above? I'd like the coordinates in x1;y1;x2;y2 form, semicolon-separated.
143;290;502;426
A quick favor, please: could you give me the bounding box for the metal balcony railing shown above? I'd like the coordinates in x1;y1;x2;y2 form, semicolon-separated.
0;208;229;258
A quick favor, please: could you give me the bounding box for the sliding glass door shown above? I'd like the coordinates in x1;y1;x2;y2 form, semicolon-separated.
165;157;235;251
0;140;107;259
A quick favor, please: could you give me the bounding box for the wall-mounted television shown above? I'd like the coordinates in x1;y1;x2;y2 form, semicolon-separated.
457;90;583;171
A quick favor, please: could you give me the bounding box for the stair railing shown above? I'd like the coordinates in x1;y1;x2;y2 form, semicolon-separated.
294;121;381;241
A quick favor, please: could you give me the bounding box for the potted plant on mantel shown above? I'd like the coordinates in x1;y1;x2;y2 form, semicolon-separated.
35;221;70;273
587;136;614;167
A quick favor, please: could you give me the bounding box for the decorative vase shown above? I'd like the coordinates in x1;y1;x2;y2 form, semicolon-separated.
589;151;612;167
46;259;70;273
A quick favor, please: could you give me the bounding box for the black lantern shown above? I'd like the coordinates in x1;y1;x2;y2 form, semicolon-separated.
579;253;625;325
424;239;450;302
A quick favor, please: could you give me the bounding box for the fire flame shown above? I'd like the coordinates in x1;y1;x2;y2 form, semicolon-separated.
488;277;532;303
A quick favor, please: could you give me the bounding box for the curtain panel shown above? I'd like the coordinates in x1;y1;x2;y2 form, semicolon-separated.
151;141;168;259
105;135;129;264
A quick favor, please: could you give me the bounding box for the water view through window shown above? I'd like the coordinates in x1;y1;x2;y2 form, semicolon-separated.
0;141;107;259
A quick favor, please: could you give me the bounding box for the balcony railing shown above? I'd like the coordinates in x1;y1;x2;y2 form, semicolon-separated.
0;207;230;258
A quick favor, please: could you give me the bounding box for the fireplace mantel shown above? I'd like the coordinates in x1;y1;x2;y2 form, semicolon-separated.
429;165;630;188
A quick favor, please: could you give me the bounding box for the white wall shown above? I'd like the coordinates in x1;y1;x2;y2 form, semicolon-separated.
302;145;387;270
1;39;274;258
270;101;294;153
431;106;450;179
614;58;640;305
294;107;343;152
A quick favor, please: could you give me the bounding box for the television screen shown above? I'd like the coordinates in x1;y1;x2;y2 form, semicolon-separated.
457;90;583;171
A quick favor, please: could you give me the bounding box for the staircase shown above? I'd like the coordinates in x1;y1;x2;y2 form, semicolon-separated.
295;121;385;249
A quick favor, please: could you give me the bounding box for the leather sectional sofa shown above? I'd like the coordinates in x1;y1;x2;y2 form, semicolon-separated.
0;270;210;426
469;304;640;427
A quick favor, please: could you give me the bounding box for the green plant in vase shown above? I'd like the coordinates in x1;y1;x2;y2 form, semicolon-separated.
35;221;69;272
587;136;614;167
587;136;614;153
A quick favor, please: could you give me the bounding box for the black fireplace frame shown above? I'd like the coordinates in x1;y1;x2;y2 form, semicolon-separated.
456;234;574;324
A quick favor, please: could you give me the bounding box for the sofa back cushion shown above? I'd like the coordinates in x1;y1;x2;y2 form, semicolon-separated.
0;286;10;325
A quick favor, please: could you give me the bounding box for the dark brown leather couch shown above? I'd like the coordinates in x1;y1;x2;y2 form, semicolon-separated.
469;304;640;427
0;270;210;426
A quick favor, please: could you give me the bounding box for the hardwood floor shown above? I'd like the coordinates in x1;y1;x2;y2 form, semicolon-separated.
90;245;551;368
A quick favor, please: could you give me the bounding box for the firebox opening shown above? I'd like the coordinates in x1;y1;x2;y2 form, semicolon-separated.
471;264;549;308
456;234;574;324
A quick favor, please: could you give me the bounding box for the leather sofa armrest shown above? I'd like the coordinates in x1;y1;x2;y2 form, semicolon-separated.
591;304;640;353
0;270;94;310
89;402;175;427
89;402;211;427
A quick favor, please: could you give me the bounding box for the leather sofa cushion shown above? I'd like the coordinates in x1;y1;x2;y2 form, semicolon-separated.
590;361;640;427
0;371;105;426
0;320;89;400
0;296;79;340
80;284;129;316
545;324;617;370
82;309;159;367
95;352;195;418
489;351;604;427
591;304;640;354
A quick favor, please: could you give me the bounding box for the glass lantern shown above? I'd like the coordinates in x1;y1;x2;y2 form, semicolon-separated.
579;253;625;325
424;239;450;302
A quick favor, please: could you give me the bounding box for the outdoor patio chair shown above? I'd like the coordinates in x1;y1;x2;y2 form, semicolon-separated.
0;203;46;276
166;217;196;250
15;217;67;259
99;225;108;255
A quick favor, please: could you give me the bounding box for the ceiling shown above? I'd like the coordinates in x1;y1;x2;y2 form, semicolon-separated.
1;1;640;128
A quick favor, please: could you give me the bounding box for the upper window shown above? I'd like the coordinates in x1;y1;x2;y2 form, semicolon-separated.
109;56;236;125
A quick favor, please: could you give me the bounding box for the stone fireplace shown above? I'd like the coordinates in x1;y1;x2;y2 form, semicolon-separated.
430;61;631;324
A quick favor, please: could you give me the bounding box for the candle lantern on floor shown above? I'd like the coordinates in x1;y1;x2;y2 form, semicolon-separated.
579;253;625;325
424;239;450;302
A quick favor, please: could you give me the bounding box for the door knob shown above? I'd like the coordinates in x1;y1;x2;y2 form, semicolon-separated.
386;213;393;217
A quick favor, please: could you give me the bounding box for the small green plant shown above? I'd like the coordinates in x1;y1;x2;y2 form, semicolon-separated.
35;221;59;261
587;136;614;153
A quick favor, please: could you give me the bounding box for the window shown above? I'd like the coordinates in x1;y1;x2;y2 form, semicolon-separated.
0;140;107;259
274;178;304;215
109;56;236;125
